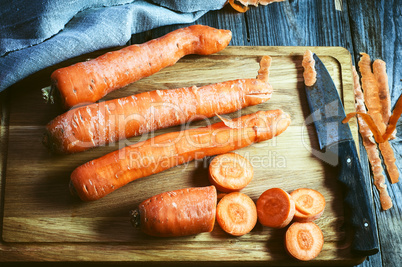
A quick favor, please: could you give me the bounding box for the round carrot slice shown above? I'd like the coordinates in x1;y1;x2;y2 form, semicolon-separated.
256;188;295;229
208;153;253;192
285;222;324;261
290;188;326;222
216;192;257;236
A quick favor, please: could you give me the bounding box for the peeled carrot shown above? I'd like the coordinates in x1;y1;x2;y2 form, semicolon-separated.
43;56;273;154
50;25;232;109
216;192;257;236
256;188;295;228
130;186;217;237
285;222;324;261
290;188;325;222
208;153;253;192
70;109;291;201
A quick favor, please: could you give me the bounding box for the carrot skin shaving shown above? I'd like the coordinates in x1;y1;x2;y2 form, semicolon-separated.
216;192;257;236
359;53;399;184
383;93;402;141
208;153;253;192
285;222;324;261
302;50;317;87
373;59;395;139
130;186;217;237
351;66;392;210
44;56;273;154
256;188;295;228
51;25;232;109
228;0;249;12
342;112;385;143
70;110;291;201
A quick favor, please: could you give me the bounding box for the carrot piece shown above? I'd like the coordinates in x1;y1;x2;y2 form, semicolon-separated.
50;25;232;109
289;188;325;222
130;186;217;237
216;192;257;236
228;0;249;13
44;56;273;154
208;153;253;192
70;109;291;201
302;50;317;87
359;53;400;184
383;93;402;141
256;188;295;228
373;59;396;139
285;222;324;261
351;66;392;210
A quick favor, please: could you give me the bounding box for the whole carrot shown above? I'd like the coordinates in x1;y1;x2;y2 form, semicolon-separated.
130;186;217;237
44;56;273;154
70;109;291;201
50;25;232;109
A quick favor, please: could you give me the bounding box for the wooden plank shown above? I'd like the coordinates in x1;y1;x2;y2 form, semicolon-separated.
346;1;402;267
0;46;365;265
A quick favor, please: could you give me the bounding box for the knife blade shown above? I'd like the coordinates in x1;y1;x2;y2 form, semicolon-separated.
304;53;379;256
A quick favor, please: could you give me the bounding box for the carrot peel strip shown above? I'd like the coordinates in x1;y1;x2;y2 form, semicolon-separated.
342;112;385;143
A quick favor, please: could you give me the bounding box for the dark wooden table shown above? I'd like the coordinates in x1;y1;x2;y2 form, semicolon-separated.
0;0;400;266
131;1;400;266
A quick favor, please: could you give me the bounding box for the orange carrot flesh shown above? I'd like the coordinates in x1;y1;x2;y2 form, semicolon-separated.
256;188;295;228
70;109;291;201
302;50;317;87
44;56;273;154
290;188;325;222
130;186;217;237
358;53;400;184
285;222;324;261
208;153;253;192
51;25;232;109
216;192;257;236
228;0;249;12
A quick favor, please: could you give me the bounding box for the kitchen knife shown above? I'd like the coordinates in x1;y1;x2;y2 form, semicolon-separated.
304;53;379;256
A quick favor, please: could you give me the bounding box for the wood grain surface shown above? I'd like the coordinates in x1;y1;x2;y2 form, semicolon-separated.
0;46;367;265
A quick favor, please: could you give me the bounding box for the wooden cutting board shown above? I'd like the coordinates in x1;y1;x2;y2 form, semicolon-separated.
0;46;367;265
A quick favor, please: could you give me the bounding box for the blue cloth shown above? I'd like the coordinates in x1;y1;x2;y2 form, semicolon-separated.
0;0;227;91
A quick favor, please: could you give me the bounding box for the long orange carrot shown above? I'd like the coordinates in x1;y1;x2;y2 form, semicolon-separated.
359;53;399;184
50;25;232;109
70;110;291;201
44;56;273;154
130;186;217;237
351;66;392;210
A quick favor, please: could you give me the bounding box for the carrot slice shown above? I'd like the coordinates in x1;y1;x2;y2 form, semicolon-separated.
208;153;253;192
216;192;257;236
256;188;295;228
290;188;325;222
285;222;324;261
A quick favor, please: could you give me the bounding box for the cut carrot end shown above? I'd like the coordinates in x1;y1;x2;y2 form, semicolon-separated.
256;188;295;229
209;153;253;192
290;188;325;222
228;0;249;13
216;192;257;236
285;222;324;261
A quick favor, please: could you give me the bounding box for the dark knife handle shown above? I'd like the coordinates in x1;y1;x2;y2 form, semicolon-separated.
327;140;379;256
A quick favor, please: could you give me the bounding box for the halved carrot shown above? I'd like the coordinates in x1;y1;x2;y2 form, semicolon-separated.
216;192;257;236
256;188;295;228
208;153;253;192
290;188;325;222
285;222;324;261
130;186;217;237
